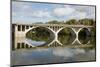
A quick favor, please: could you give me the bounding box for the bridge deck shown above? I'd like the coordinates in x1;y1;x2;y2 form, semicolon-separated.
13;23;94;27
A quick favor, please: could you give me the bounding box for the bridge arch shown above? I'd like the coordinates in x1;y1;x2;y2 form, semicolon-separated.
78;27;91;36
25;26;56;34
25;26;57;46
57;27;76;45
71;27;91;45
57;27;91;45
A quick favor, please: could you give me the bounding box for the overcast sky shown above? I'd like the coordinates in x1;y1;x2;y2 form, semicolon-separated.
12;1;95;24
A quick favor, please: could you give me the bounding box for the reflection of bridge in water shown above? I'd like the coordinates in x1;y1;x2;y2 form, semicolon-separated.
12;23;94;49
14;37;93;49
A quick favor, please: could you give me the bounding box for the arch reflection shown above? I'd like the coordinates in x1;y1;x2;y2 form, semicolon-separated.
78;28;91;44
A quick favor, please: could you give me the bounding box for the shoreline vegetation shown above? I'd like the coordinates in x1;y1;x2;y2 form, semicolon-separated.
32;18;95;25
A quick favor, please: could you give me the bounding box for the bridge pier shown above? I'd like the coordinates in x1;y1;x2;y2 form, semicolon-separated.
48;31;63;46
15;25;26;37
71;28;82;44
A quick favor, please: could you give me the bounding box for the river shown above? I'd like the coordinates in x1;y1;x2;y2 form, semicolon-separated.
11;35;96;66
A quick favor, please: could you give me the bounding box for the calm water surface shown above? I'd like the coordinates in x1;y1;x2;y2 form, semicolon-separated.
11;36;96;66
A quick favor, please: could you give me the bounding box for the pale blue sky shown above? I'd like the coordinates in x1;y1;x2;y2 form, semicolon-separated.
12;1;95;24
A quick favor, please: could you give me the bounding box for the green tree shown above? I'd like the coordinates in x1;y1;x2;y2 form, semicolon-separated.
78;18;95;25
47;20;64;24
65;19;78;25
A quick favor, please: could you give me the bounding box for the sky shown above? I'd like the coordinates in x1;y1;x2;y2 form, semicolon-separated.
12;1;95;24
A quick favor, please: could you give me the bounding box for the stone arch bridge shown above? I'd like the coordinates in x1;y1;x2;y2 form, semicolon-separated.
13;23;94;48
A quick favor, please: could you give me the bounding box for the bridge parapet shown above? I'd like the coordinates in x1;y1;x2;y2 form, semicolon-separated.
13;23;94;27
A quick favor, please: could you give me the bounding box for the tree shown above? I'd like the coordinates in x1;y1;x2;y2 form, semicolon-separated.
78;18;95;25
47;20;63;24
65;19;78;25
